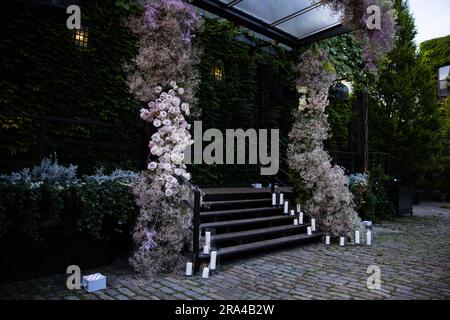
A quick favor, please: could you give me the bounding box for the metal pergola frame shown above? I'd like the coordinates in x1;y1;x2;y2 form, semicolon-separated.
192;0;352;48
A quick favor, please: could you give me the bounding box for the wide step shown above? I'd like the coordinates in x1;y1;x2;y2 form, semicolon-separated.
202;198;271;208
200;233;323;258
200;215;295;230
200;206;282;218
202;224;310;242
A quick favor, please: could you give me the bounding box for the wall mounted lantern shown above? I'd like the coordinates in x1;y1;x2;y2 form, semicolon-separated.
211;62;224;81
73;26;89;48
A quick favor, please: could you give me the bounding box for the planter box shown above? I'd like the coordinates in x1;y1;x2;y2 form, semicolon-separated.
388;185;414;216
0;229;113;284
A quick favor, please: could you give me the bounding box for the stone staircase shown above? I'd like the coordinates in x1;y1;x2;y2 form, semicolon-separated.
193;187;322;271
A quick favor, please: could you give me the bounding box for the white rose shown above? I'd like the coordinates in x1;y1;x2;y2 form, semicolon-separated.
150;146;162;156
178;87;184;95
158;111;167;119
169;80;177;88
172;97;181;107
165;188;173;197
155;86;162;93
153;119;162;127
147;162;158;170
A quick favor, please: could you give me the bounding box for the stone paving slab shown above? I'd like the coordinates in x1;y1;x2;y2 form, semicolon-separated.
1;202;449;300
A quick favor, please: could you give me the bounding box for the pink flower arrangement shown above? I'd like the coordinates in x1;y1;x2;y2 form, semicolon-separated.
288;48;360;237
322;0;396;72
125;0;201;277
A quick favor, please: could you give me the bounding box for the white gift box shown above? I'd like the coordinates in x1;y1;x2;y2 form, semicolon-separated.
82;273;106;292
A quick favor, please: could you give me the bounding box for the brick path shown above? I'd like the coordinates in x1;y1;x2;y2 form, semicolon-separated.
1;202;449;300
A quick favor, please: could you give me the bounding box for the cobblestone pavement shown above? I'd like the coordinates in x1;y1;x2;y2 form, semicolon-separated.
1;202;449;300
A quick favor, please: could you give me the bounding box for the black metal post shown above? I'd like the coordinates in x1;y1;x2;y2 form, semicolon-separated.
193;188;201;274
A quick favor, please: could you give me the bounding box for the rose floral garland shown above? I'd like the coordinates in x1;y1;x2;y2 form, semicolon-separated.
322;0;396;72
289;48;361;237
288;1;396;237
126;0;202;277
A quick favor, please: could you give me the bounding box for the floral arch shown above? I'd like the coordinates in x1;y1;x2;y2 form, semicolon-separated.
125;0;396;275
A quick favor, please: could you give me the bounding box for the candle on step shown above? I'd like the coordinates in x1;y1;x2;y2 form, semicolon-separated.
307;226;312;235
355;230;360;245
185;262;193;276
294;218;298;226
202;267;209;279
209;251;217;270
284;201;289;214
366;230;372;245
297;204;301;213
279;193;284;205
272;193;277;206
311;219;316;232
325;235;330;245
203;245;210;255
340;237;345;246
299;212;304;225
290;209;295;216
205;231;211;247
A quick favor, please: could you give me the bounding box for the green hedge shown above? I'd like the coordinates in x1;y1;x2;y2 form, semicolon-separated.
0;181;136;241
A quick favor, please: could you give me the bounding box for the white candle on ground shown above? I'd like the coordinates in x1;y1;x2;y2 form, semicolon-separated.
284;201;289;214
294;219;298;226
299;212;304;225
366;230;372;245
209;251;217;270
355;230;360;245
297;204;301;213
311;219;316;232
205;231;211;247
202;267;209;279
290;209;295;216
185;262;193;276
272;193;277;206
307;226;312;235
203;245;210;255
340;237;345;246
325;235;330;245
279;193;284;205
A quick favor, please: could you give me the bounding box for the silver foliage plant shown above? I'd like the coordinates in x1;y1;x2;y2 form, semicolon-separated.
288;48;361;237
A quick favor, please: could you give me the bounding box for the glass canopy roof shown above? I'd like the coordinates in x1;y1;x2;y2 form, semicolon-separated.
192;0;350;47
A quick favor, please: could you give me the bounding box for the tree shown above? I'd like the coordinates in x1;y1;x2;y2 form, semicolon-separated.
368;0;441;182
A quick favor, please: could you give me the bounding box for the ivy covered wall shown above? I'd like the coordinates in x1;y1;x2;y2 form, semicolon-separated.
189;18;298;187
0;2;355;186
0;0;142;173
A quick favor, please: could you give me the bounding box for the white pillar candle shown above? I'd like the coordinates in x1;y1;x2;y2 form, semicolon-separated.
205;231;211;247
355;230;360;245
272;193;277;206
209;251;217;270
293;219;298;226
185;262;193;276
366;230;372;246
307;226;312;235
299;212;304;225
325;235;330;245
297;204;301;213
202;267;209;279
311;218;316;232
279;193;284;205
284;201;289;214
203;245;210;255
290;209;295;216
340;237;345;246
